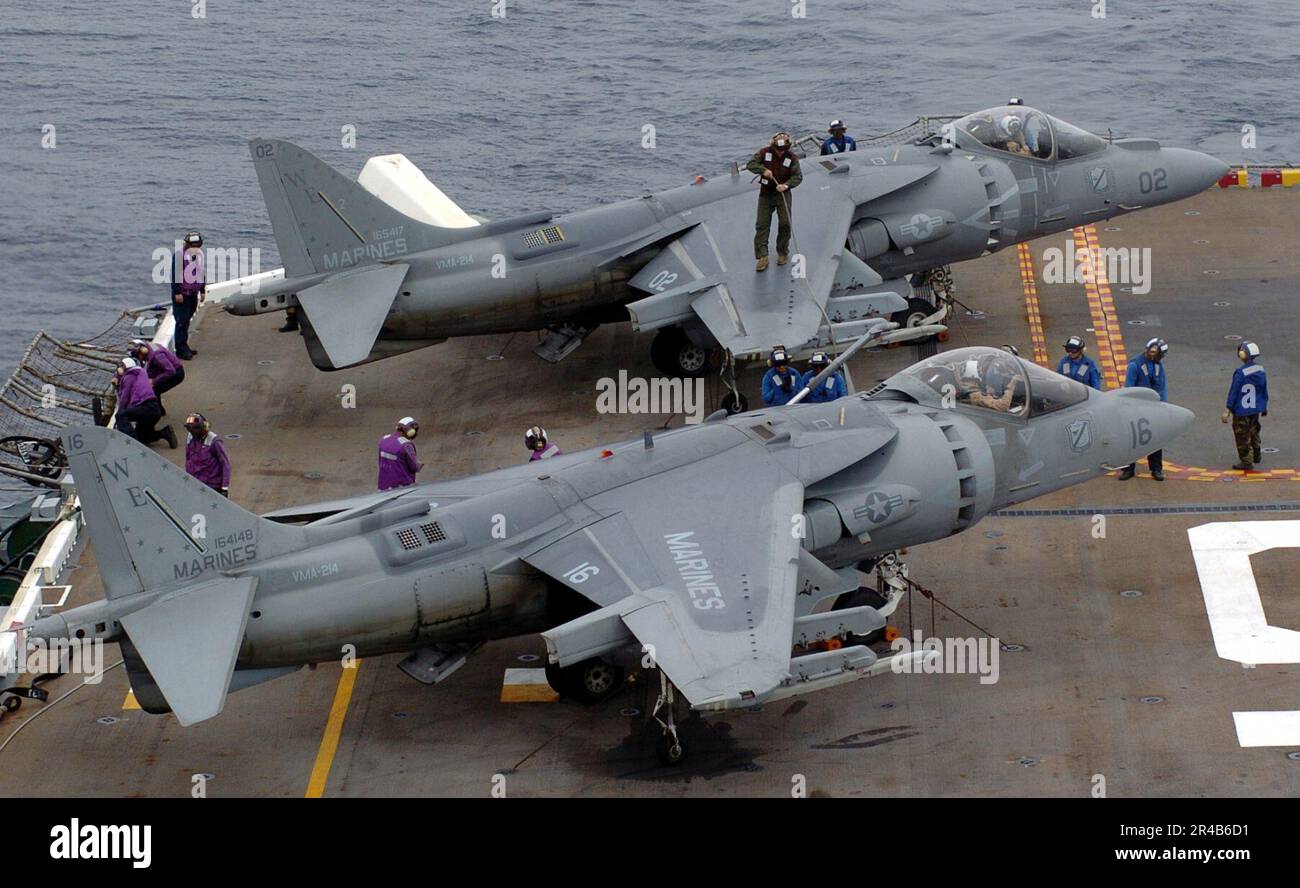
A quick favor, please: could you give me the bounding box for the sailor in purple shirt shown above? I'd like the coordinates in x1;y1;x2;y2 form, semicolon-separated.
525;426;561;461
377;417;423;490
170;231;205;360
113;358;176;448
184;413;232;496
131;339;185;413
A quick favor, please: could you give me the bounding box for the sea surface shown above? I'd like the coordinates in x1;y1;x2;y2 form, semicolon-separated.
1;0;1297;374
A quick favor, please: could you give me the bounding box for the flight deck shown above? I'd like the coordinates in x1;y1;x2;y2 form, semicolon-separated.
1;187;1298;797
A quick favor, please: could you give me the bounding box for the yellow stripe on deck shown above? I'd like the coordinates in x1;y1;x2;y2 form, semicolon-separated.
501;667;559;703
305;661;362;798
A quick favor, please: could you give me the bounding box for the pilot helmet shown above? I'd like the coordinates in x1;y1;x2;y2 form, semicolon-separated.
183;231;203;248
770;345;790;367
525;426;547;451
1000;115;1023;136
1002;344;1020;356
1064;335;1085;353
1239;341;1260;359
959;358;982;382
1145;337;1170;357
809;351;830;368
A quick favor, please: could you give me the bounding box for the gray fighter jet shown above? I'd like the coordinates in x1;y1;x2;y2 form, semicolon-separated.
31;346;1191;763
225;103;1228;380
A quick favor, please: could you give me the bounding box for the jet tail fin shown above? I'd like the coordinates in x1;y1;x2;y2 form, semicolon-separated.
120;575;258;725
59;426;308;724
63;426;306;598
248;138;466;277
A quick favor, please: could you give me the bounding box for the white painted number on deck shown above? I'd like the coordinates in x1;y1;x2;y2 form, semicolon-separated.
1188;521;1300;747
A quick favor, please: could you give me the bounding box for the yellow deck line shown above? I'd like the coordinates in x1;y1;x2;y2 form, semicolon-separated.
1015;243;1050;366
305;661;362;798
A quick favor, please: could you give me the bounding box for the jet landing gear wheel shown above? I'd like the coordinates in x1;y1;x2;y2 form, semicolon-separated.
650;327;710;378
651;669;688;766
891;297;941;342
719;392;748;414
544;658;625;705
832;587;889;646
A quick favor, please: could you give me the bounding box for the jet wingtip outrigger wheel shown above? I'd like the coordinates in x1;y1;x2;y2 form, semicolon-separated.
0;436;68;484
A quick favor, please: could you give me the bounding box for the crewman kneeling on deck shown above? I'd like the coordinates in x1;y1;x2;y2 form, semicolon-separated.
762;346;801;406
1222;340;1268;472
820;119;857;155
526;426;561;461
1119;338;1169;481
170;230;205;360
746;132;802;271
113;358;176;449
184;413;231;497
130;338;185;413
1056;335;1101;390
378;416;423;490
801;351;846;402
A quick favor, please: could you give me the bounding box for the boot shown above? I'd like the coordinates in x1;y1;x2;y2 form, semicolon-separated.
1118;466;1135;481
755;256;769;272
777;253;789;266
1151;470;1165;481
1254;448;1262;464
162;425;178;450
1232;462;1253;472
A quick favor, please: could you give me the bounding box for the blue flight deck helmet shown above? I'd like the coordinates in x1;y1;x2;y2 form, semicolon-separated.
770;345;790;367
809;350;830;368
1064;335;1085;353
183;231;203;248
1238;341;1260;359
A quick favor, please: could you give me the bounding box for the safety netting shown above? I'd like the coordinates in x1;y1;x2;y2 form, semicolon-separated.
0;310;159;498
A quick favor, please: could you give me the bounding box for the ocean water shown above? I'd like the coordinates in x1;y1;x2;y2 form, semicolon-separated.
1;0;1296;374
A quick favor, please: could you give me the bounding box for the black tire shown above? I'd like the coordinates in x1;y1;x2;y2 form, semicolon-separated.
656;732;687;766
651;327;710;378
832;587;889;646
720;392;748;415
2;696;20;713
892;297;939;333
547;658;625;704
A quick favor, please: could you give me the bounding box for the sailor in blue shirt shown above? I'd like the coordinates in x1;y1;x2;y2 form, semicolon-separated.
1221;340;1268;471
1119;338;1169;481
800;351;847;402
761;345;802;406
1056;335;1101;390
820;119;857;155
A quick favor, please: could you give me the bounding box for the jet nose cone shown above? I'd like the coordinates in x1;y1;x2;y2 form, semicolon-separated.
1164;148;1231;197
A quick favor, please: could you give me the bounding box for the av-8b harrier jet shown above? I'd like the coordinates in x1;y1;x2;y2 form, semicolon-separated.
226;103;1228;380
31;347;1191;764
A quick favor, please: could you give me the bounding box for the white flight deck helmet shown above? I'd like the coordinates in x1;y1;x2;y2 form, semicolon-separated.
1064;335;1086;352
525;426;548;452
183;231;203;248
396;416;418;438
1145;337;1170;358
1239;341;1260;359
120;357;138;371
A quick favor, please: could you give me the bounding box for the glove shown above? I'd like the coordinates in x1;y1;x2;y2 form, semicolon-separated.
1221;410;1231;424
1262;411;1268;417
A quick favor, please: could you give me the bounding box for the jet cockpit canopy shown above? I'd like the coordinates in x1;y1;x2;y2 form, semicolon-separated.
949;105;1107;161
888;346;1090;417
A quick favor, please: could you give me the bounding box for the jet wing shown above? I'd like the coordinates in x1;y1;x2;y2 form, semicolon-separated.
534;437;807;709
627;162;939;356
